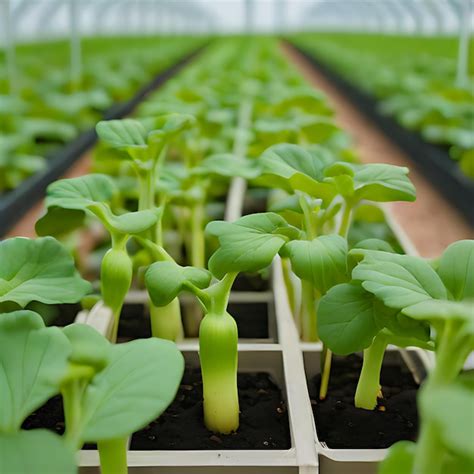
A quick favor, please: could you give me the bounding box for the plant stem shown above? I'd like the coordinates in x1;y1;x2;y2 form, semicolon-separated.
281;257;298;320
338;202;353;239
61;379;84;450
319;346;332;400
299;279;318;342
199;311;239;434
354;334;388;410
190;202;205;268
97;437;128;474
149;298;183;341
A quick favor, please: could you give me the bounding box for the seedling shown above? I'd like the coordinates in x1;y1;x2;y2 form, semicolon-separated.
146;213;299;434
37;174;159;341
353;240;474;473
255;143;416;398
95;115;195;341
0;310;184;474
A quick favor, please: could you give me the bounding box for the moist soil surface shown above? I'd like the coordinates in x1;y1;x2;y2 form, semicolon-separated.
118;301;270;340
22;396;96;449
130;368;291;450
310;354;419;449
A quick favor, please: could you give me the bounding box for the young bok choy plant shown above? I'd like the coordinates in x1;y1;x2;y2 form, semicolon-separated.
350;240;474;474
145;213;300;434
255;143;416;398
0;310;184;474
36;174;159;341
95;115;195;341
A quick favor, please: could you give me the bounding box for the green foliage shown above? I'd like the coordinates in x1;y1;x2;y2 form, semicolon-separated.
0;311;70;432
0;237;91;307
206;212;299;278
146;261;212;307
0;430;77;474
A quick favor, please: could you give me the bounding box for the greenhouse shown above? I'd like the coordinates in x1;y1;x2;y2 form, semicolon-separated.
0;0;473;473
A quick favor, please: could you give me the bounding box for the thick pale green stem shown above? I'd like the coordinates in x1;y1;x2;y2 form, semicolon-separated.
101;238;132;343
97;438;128;474
354;335;388;410
150;298;183;341
199;311;239;434
299;280;318;342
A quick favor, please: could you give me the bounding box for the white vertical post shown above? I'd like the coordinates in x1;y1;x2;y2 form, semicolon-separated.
2;0;17;96
457;0;472;87
69;0;82;91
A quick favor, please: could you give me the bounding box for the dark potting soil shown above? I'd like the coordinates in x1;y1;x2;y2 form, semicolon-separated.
310;354;419;449
130;369;291;450
117;301;270;340
22;396;96;449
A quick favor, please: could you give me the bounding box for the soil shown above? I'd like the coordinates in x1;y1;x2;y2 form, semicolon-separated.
310;354;419;449
117;301;270;340
130;368;291;450
22;396;96;449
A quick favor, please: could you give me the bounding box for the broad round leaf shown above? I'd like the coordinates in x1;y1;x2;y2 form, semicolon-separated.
44;174;117;211
0;237;92;307
257;143;336;203
81;338;184;441
206;213;298;279
0;430;77;474
146;261;211;307
437;240;474;301
194;153;260;180
351;250;447;310
0;311;71;431
35;207;85;238
282;234;349;294
96;119;148;148
318;283;380;355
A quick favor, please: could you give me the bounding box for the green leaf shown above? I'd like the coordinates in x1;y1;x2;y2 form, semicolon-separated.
324;162;416;203
96;206;160;235
62;324;110;374
0;237;91;307
437;240;474;301
351;250;447;310
318;283;381;355
379;441;416;474
35;207;85;238
403;300;474;328
420;382;474;465
43;174;117;211
282;234;349;294
0;311;71;431
146;261;212;307
96;119;148;148
206;213;298;279
194;153;260;180
0;430;77;474
257;144;336;203
81;338;184;441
